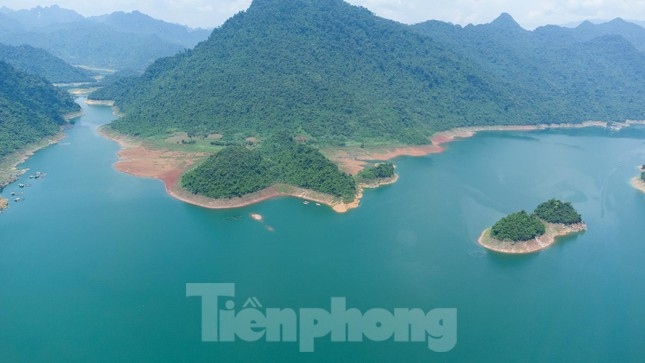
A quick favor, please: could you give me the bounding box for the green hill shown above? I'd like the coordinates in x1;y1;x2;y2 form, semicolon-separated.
491;211;546;242
0;43;94;83
182;134;356;201
0;61;79;159
534;199;582;225
93;0;518;145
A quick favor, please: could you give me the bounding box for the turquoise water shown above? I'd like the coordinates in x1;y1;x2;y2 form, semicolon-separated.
1;99;645;362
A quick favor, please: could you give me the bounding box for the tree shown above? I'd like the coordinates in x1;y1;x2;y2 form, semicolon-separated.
534;199;582;224
491;211;546;242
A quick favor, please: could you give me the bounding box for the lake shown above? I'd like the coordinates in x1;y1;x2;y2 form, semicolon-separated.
1;98;644;362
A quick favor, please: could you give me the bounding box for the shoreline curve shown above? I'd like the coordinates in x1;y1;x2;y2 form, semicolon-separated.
631;177;645;194
99;126;399;213
94;105;645;213
477;222;587;254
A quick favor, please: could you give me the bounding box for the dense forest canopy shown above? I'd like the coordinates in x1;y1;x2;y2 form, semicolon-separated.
491;211;546;242
91;0;516;144
490;200;583;242
0;61;79;159
411;15;645;125
181;146;272;198
92;0;645;146
182;134;357;201
534;199;583;224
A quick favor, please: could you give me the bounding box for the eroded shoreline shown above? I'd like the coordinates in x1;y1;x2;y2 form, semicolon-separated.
97;111;645;212
478;222;587;254
631;177;645;194
0;197;7;212
100;126;398;212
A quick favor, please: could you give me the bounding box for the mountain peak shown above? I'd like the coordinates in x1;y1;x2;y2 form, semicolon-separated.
607;17;627;25
490;13;523;30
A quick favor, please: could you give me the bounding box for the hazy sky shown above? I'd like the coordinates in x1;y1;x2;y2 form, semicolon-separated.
2;0;644;29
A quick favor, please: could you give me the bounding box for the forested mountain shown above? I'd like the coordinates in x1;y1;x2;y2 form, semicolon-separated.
93;0;645;146
2;23;185;71
412;14;645;124
0;43;94;83
0;61;80;158
0;6;210;71
94;0;518;144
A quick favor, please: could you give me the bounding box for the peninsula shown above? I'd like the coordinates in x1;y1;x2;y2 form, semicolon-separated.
100;116;645;213
478;199;586;254
100;127;399;212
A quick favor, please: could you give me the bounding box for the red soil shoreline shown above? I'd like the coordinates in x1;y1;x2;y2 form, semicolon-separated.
98;116;645;213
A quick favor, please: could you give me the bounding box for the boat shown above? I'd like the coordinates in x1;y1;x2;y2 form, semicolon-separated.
303;201;310;205
18;184;25;188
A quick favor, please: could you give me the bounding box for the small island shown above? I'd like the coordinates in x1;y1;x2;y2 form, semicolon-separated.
478;199;587;254
0;197;7;212
631;165;645;194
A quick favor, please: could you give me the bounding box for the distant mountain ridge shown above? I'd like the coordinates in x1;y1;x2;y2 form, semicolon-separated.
93;0;645;145
412;13;645;124
0;5;211;71
0;5;83;28
88;10;210;49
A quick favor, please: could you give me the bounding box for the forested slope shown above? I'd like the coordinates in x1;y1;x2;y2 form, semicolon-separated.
93;0;645;146
0;61;79;159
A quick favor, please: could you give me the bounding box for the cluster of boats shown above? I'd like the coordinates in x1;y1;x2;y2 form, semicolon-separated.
7;171;45;203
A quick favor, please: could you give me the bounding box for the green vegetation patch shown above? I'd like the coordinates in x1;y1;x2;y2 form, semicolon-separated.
356;163;395;183
534;199;582;225
0;61;79;159
491;211;546;242
182;135;357;202
181;146;272;198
